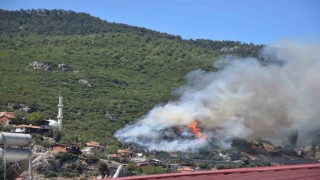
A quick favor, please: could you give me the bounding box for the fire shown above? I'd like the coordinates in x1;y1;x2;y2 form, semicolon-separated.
196;134;208;144
187;120;202;138
187;120;208;143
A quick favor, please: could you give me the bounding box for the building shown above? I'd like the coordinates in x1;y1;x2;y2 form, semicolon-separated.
0;112;15;124
47;119;60;128
149;159;164;166
117;149;136;158
50;144;68;153
130;157;148;164
50;144;81;154
176;166;194;173
44;94;64;130
11;124;42;133
85;141;104;148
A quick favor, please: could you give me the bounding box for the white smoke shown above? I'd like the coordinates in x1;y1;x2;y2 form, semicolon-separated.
115;40;320;152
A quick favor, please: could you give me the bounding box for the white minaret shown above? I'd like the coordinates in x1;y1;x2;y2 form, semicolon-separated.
57;93;63;130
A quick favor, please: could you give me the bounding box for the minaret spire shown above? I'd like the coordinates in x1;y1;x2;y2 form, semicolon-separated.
57;91;63;130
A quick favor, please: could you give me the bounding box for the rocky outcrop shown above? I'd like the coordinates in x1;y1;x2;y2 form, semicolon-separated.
29;61;73;72
30;61;51;70
78;79;92;87
57;64;71;71
6;103;34;112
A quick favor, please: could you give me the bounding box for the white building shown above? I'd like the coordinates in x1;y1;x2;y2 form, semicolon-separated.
44;94;64;130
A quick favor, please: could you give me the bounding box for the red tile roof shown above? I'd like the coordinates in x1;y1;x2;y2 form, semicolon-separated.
0;112;15;118
176;166;194;173
12;124;42;129
85;141;104;148
117;149;134;154
0;112;15;124
112;163;320;180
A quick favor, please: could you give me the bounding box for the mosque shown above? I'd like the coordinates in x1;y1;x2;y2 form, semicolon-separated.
46;93;63;130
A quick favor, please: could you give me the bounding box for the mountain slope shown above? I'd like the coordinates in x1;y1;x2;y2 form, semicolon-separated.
0;33;217;144
0;9;262;57
0;9;262;145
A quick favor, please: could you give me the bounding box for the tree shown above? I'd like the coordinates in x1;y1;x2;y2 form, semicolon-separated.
0;124;12;132
53;129;64;142
126;162;138;173
198;163;211;170
288;130;299;149
26;112;45;125
107;145;119;154
98;162;110;177
13;110;27;124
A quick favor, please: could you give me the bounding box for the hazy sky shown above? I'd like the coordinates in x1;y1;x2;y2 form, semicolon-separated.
1;0;319;44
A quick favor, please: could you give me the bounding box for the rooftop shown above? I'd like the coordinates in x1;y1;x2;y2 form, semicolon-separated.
0;112;15;118
85;141;104;148
112;163;320;180
12;124;42;129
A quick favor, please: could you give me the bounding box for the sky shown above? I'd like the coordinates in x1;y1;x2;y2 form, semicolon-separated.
1;0;319;44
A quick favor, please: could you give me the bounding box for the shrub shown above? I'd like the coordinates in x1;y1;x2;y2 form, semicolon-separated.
85;154;99;163
0;124;12;132
198;163;211;170
141;165;167;175
98;162;110;177
55;152;77;162
62;171;76;178
45;170;58;177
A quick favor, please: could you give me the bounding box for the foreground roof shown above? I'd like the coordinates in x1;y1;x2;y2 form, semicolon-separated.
113;163;320;180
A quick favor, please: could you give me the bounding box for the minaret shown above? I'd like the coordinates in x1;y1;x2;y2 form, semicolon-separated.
57;93;63;130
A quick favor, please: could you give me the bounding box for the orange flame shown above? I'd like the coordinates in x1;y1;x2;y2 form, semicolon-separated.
187;120;202;138
196;134;208;144
187;120;208;144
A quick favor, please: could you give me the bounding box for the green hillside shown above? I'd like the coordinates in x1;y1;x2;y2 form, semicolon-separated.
0;9;262;145
0;9;172;37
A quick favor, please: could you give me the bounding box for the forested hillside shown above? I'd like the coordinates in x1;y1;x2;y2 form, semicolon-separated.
0;9;262;57
0;9;171;37
0;9;262;145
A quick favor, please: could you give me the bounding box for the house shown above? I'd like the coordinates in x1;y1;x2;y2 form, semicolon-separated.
85;141;104;148
149;159;164;166
117;149;136;158
50;144;68;153
50;144;81;154
82;141;104;156
11;124;42;133
176;166;194;173
81;147;94;155
0;112;15;124
130;157;148;163
130;157;149;167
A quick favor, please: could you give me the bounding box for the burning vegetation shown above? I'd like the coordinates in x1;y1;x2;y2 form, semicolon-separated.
159;120;208;144
115;41;320;153
187;120;208;144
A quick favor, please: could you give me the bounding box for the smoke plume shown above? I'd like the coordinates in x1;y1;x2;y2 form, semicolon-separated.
115;40;320;152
